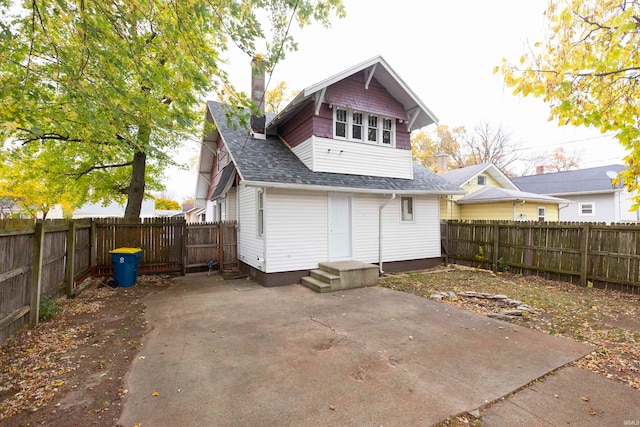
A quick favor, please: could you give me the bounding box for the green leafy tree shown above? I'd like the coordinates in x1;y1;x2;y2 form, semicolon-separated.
499;0;640;206
0;0;345;218
155;198;180;210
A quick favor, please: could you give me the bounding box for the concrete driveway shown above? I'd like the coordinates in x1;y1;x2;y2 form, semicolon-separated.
119;273;590;426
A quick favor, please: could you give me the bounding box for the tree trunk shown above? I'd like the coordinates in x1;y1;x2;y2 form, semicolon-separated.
124;124;150;219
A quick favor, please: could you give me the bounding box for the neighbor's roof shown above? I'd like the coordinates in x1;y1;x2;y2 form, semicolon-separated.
455;186;568;205
206;101;463;195
511;165;627;195
267;55;438;133
441;163;517;190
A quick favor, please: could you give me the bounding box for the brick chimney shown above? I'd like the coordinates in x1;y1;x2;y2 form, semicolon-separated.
436;152;448;174
536;165;544;175
251;56;266;135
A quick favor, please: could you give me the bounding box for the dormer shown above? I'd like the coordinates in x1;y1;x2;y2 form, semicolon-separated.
267;56;437;180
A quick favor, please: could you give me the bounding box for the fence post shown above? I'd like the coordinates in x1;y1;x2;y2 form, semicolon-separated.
29;221;45;327
580;223;590;286
219;222;224;271
65;220;77;297
492;223;499;272
182;222;188;276
90;218;97;269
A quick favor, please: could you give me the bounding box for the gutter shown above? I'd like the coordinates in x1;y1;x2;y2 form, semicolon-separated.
379;194;396;275
241;180;465;196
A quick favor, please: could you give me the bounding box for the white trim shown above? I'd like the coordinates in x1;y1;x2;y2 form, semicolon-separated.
333;106;396;147
241;180;466;196
328;193;353;261
537;206;546;221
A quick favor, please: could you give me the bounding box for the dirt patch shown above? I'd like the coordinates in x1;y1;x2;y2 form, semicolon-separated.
0;275;172;426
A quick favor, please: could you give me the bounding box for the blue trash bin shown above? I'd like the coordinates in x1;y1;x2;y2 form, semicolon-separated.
109;247;143;287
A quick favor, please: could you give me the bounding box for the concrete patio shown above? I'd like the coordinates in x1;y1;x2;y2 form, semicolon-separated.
117;273;635;426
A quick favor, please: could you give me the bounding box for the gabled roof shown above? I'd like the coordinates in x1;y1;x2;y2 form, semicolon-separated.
511;165;626;196
267;55;437;133
211;163;236;200
206;101;463;195
456;186;568;205
441;163;518;190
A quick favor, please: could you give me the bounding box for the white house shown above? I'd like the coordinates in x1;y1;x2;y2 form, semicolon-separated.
195;56;464;287
512;165;639;224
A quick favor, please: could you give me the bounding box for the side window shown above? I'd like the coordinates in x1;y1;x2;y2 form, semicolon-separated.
538;207;545;222
401;196;414;222
382;118;394;145
579;203;594;216
257;191;264;237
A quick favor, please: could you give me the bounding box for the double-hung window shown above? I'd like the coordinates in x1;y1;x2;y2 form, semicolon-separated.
257;190;264;237
538;207;546;222
334;107;395;146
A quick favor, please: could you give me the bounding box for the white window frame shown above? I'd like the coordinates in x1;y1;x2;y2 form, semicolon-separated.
219;199;226;222
333;107;395;147
477;175;487;186
538;206;546;222
257;190;264;238
579;202;595;216
401;196;414;222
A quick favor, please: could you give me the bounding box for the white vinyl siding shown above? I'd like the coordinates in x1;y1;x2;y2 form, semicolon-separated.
265;189;328;272
352;195;440;263
312;136;412;179
238;186;264;270
291;139;313;170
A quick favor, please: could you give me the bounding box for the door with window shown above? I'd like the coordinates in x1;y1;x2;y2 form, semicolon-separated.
328;194;352;260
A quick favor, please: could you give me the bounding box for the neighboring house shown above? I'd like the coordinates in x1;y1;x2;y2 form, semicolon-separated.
511;165;640;223
195;55;464;286
184;206;206;223
71;199;156;218
440;163;567;221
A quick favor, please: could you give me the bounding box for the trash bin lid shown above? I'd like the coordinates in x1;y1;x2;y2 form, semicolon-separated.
109;247;143;254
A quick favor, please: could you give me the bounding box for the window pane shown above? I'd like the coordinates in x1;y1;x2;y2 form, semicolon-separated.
383;130;391;144
336;122;346;137
401;197;413;221
368;115;378;142
352;112;363;140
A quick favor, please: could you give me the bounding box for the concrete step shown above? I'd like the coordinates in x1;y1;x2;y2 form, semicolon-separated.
301;276;332;293
310;269;341;286
318;261;379;291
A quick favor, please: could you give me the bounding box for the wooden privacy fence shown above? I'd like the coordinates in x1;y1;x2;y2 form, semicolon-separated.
441;220;640;293
1;218;238;343
0;219;92;342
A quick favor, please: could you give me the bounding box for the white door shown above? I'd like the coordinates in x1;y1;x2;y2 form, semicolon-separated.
329;193;352;260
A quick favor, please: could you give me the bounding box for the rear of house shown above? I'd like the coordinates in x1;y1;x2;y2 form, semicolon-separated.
195;56;463;286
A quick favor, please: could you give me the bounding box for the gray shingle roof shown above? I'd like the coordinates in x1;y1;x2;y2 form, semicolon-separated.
511;165;626;195
456;186;567;204
440;163;491;186
207;101;463;194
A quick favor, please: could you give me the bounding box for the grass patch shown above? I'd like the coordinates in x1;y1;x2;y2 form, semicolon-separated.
380;266;640;390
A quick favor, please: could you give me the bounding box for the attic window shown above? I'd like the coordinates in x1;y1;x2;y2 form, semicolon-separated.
334;107;395;146
477;175;487;186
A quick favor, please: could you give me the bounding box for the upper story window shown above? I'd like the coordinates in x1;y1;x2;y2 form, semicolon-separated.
334;107;395;147
477;175;487;186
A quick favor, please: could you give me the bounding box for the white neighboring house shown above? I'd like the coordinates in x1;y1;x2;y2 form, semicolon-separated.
71;199;156;218
511;165;640;223
194;56;464;286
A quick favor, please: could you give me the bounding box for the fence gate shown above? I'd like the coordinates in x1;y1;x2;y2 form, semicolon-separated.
185;221;237;272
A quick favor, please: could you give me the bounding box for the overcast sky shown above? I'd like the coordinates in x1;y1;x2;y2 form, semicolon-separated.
166;0;629;201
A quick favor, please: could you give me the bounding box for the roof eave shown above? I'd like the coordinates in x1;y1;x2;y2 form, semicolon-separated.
240;180;465;195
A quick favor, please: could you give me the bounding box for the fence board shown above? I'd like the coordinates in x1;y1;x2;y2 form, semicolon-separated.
443;220;640;293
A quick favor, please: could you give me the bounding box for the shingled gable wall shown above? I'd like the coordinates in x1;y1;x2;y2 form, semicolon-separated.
277;73;411;150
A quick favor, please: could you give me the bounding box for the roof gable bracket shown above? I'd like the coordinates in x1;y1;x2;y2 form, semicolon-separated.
314;87;326;115
364;64;377;90
406;107;420;130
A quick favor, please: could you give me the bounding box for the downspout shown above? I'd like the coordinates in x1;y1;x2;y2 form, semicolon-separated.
379;194;396;275
513;200;525;221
